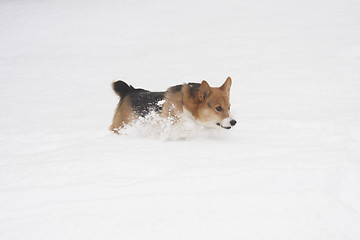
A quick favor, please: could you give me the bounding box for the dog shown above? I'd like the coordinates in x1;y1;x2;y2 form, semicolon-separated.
109;77;236;133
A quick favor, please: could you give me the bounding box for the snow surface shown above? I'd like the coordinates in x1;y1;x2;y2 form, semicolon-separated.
1;0;360;239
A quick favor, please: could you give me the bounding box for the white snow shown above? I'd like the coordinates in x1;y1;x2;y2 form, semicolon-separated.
1;0;360;239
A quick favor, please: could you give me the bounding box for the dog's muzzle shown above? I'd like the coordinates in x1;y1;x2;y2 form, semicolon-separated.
217;119;237;129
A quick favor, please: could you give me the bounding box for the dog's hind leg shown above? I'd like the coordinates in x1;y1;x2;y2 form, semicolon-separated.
109;105;124;134
109;96;136;134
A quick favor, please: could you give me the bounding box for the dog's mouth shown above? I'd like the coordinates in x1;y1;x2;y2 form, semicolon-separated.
216;119;237;129
216;123;231;129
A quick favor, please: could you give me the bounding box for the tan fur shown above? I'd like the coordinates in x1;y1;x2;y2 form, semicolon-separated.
177;77;232;126
110;77;233;132
162;90;183;120
109;96;136;134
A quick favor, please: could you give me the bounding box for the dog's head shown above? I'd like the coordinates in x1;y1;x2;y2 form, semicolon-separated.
185;77;236;129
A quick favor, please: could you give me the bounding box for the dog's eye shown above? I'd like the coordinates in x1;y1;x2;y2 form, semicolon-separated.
216;106;223;112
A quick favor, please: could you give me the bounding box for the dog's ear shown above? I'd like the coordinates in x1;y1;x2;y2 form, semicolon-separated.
199;80;211;102
220;77;232;94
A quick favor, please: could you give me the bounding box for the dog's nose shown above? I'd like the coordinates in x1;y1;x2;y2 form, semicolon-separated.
230;120;237;126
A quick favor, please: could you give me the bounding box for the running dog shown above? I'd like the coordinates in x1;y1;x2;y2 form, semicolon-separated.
109;77;236;133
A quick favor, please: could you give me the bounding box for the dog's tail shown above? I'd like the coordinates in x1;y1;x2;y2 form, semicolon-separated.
112;80;135;98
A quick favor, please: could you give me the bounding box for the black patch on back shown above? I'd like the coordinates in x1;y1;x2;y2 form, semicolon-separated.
187;83;201;88
122;82;201;117
129;90;165;117
167;83;201;95
167;84;183;93
186;83;201;98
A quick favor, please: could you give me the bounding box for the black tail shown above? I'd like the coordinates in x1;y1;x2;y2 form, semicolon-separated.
112;80;135;98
